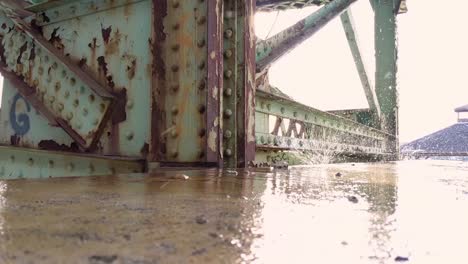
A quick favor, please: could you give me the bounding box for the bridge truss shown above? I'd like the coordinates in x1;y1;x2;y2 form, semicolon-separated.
0;0;404;178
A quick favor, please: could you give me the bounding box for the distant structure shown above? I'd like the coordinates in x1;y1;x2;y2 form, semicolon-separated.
401;105;468;158
455;104;468;122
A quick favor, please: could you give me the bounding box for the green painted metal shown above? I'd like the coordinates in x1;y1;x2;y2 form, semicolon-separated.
255;90;395;156
374;0;399;155
256;0;325;12
0;0;402;178
340;9;381;126
256;0;357;70
0;146;143;179
222;0;256;168
327;109;375;126
0;10;115;150
151;0;211;163
0;0;152;157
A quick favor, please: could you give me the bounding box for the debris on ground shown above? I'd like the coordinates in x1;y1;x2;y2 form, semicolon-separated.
341;241;348;246
394;256;409;262
191;248;207;256
335;172;342;177
89;255;118;264
195;215;208;225
347;196;359;203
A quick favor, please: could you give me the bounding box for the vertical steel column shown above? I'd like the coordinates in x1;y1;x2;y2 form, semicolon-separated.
374;0;399;155
206;0;223;165
151;0;217;165
222;0;256;168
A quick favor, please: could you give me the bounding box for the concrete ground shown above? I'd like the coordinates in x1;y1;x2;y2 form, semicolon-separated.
0;160;468;263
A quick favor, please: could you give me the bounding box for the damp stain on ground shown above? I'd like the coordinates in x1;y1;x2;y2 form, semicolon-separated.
0;160;467;263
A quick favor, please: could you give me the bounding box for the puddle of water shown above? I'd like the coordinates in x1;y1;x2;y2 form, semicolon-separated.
0;161;467;263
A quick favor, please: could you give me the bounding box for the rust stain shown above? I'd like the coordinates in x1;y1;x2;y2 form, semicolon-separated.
140;142;149;157
97;56;115;88
123;54;137;80
16;42;27;64
104;29;121;56
38;140;79;152
111;88;127;124
101;25;112;44
150;0;168;161
123;0;133;18
78;57;87;68
10;135;20;146
49;27;64;51
88;37;98;70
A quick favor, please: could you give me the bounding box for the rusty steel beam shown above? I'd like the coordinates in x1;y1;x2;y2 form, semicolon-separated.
151;0;223;165
0;1;32;18
6;17;113;98
0;11;116;150
256;0;357;71
206;0;223;165
222;0;256;168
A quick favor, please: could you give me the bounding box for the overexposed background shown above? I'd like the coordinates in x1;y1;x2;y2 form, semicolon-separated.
256;1;468;144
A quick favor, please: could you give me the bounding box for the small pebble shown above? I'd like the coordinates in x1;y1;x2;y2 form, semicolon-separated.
341;241;348;246
192;248;207;256
394;256;409;262
335;172;342;177
208;232;218;238
347;196;359;203
195;215;207;225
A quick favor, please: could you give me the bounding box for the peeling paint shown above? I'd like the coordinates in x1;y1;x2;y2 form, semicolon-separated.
208;130;217;152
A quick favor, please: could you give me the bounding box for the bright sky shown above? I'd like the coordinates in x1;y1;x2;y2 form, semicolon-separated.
256;1;468;144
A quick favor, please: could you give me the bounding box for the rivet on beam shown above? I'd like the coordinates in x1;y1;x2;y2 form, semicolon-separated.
224;130;232;139
224;109;232;118
224;29;233;39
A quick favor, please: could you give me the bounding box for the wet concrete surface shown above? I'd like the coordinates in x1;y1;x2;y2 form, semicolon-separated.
1;160;468;263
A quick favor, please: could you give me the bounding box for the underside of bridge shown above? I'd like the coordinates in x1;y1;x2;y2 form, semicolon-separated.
0;0;405;178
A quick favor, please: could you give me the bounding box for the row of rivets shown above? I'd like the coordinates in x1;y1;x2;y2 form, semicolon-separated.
0;158;127;177
4;30;108;135
165;0;209;159
222;2;236;160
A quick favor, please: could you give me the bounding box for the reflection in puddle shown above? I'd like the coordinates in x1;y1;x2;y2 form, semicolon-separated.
0;161;466;263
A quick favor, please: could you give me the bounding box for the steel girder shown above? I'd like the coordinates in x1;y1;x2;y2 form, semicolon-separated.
258;0;408;13
340;10;381;125
0;0;401;179
0;0;257;176
256;0;357;71
257;0;324;12
374;0;399;156
255;90;396;158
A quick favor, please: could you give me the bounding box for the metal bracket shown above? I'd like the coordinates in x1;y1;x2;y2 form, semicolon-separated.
0;11;115;150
